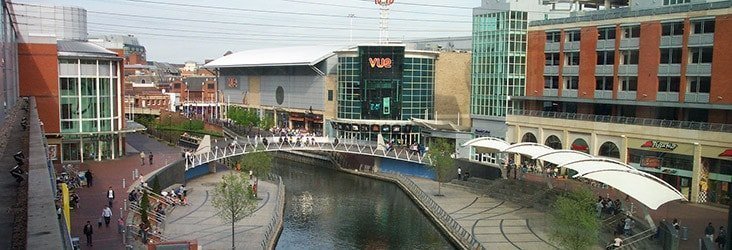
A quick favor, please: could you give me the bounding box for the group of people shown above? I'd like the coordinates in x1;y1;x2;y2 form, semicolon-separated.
597;196;624;218
705;222;727;249
139;151;154;166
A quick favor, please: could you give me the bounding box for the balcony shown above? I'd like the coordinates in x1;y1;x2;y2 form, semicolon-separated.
545;42;560;52
562;89;578;98
686;64;712;76
688;33;714;46
544;65;559;75
658;64;681;75
618;65;637;75
617;91;637;100
657;92;680;102
619;38;639;49
563;41;580;51
595;65;614;75
595;90;613;99
685;92;710;103
563;65;579;75
510;109;732;133
660;36;683;47
543;89;559;96
596;39;615;50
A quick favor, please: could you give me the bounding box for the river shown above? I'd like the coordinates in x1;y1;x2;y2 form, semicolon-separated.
273;158;456;249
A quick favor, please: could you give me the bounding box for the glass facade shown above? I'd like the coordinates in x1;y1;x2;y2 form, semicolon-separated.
471;11;528;117
337;56;362;119
59;58;122;161
402;57;434;120
0;0;18;125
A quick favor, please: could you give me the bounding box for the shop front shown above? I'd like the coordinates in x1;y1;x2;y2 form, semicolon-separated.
60;133;123;162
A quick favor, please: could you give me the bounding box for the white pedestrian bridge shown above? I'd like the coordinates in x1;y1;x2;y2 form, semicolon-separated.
185;135;431;170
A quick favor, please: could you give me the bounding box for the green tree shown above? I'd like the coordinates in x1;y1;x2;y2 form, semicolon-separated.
238;152;273;184
259;113;275;131
548;187;600;250
227;107;260;130
212;172;257;249
427;138;455;196
139;190;150;227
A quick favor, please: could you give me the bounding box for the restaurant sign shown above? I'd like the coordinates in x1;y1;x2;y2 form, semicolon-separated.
641;140;678;151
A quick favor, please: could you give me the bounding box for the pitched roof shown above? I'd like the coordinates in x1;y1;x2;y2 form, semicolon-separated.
204;45;342;68
57;40;119;59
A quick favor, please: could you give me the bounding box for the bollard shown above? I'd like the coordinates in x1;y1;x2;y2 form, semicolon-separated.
124;200;127;211
122;178;126;189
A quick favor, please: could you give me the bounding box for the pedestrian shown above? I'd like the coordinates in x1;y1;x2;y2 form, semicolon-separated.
107;186;115;207
672;218;680;230
102;205;112;227
716;226;726;249
117;218;125;235
611;233;623;249
85;170;93;187
83;220;93;246
457;167;462;181
505;164;512;179
623;217;632;236
148;151;153;165
139;222;149;243
705;222;715;241
140;151;146;166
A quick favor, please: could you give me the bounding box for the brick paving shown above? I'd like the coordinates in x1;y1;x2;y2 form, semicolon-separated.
68;133;181;249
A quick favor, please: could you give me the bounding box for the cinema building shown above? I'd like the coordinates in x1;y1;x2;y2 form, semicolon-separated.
509;0;732;204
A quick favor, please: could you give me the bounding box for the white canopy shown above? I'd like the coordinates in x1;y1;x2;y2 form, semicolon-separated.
579;169;686;210
559;158;636;176
503;143;554;158
534;150;593;166
461;137;511;152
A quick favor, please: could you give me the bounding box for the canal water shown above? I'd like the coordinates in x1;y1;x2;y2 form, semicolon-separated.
273;158;456;249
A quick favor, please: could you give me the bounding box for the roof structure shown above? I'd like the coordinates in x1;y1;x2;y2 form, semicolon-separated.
204;45;343;68
57;40;119;59
411;118;463;132
462;137;687;210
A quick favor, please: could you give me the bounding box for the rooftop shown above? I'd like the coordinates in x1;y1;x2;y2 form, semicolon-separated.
204;45;343;68
57;40;119;59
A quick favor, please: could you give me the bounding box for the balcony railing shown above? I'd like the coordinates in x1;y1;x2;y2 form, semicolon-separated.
510;109;732;133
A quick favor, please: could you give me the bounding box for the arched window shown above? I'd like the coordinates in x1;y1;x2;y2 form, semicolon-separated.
571;138;590;153
521;133;537;143
599;142;621;159
141;79;146;84
545;135;562;149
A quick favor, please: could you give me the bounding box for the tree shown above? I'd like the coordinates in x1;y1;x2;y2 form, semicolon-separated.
548;187;600;250
427;138;455;196
212;172;257;249
238;152;272;178
139;190;150;227
227;107;260;132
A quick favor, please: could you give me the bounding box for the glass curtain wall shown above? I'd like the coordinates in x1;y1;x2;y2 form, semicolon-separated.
337;56;362;119
401;57;435;120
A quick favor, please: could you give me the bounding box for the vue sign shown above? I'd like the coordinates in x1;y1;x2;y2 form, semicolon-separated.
369;57;392;69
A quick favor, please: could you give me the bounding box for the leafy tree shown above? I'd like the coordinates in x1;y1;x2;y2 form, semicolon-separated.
259;113;275;132
212;172;257;249
548;187;600;250
427;138;455;196
227;107;260;130
139;190;150;227
238;152;273;183
151;177;162;194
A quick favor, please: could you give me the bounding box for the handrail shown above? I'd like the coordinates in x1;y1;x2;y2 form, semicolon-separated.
259;173;285;249
616;228;655;249
511;109;732;133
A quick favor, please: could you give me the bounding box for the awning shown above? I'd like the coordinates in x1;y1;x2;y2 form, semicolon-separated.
559;158;636;176
461;137;511;152
534;150;593;166
503;143;554;158
579;169;686;210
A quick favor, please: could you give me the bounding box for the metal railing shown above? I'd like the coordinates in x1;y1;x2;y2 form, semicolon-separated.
511;109;732;133
260;173;285;249
394;173;485;250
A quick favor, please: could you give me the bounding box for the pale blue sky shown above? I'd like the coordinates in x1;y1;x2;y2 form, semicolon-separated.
20;0;477;63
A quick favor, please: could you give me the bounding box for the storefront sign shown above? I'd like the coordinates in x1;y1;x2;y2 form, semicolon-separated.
641;156;661;168
641;140;678;151
226;77;238;88
368;57;392;69
719;149;732;157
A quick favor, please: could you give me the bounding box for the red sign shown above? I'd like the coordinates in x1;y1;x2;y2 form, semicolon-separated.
719;149;732;157
641;156;662;168
375;0;395;5
368;57;392;69
641;140;677;151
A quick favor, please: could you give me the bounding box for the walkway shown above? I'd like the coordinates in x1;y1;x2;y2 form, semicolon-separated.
164;170;279;249
69;132;181;249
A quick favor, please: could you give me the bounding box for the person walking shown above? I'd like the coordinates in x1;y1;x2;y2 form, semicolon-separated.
140;151;146;166
102;205;112;227
148;152;153;165
705;222;715;241
85;170;93;187
83;221;93;246
107;186;115;207
457;167;462;181
716;226;726;249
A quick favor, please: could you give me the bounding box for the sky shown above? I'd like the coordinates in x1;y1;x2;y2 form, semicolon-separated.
20;0;478;63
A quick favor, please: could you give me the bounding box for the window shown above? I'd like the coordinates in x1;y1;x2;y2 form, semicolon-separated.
566;30;581;42
660;48;683;64
692;19;715;34
60;78;78;96
620;50;639;65
595;76;613;90
565;52;580;65
620;76;637;91
174;83;181;89
327;90;333;101
689;47;713;64
546;31;560;42
661;22;684;36
622;25;640;38
207;83;214;89
663;0;690;5
545;53;560;66
544;76;559;89
598;27;616;40
597;51;615;65
688;76;711;93
658;76;681;92
564;76;578;90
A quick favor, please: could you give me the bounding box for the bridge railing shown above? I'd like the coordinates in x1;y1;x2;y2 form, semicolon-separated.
395;173;485;250
260;173;285;249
